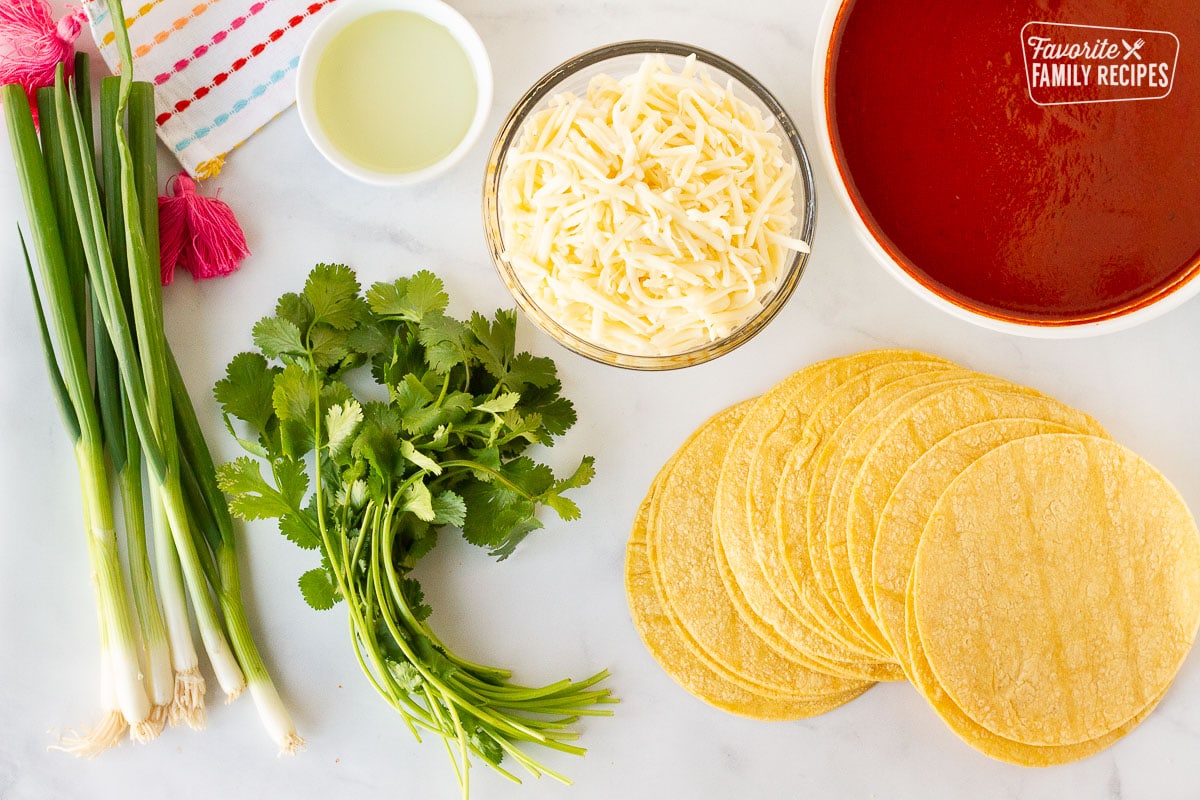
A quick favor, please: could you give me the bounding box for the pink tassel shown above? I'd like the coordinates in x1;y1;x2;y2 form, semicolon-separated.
0;0;87;119
157;172;250;285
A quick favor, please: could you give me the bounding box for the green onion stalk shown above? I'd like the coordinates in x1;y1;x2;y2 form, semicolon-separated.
7;90;152;749
95;73;176;731
62;48;299;746
4;2;299;751
99;74;204;728
64;44;246;707
47;60;248;705
111;0;299;741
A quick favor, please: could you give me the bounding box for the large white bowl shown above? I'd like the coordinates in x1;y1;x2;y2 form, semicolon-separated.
811;0;1200;338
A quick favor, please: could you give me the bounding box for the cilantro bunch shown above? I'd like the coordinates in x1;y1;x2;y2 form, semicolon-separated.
214;264;612;793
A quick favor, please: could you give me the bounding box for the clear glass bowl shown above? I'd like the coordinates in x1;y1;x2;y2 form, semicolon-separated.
482;40;817;370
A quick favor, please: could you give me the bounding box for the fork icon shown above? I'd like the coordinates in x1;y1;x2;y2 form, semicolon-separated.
1122;38;1146;60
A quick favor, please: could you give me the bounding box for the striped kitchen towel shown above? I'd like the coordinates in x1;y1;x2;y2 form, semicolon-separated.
83;0;337;177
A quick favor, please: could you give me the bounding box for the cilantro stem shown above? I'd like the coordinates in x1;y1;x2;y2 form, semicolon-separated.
435;371;450;407
437;460;533;498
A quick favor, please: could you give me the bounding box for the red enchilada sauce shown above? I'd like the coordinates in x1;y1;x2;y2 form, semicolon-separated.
828;0;1200;323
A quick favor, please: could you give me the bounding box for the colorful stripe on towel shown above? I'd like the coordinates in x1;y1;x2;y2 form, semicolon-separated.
84;0;337;177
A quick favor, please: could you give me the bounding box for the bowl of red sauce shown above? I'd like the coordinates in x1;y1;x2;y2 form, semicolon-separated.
814;0;1200;336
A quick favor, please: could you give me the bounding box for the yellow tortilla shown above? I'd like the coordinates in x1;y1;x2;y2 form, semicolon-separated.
712;469;876;678
746;357;952;666
648;403;869;699
624;348;1199;760
784;370;995;658
913;435;1200;746
627;484;869;719
837;381;1109;658
871;418;1074;666
903;575;1162;767
716;350;946;677
712;529;878;680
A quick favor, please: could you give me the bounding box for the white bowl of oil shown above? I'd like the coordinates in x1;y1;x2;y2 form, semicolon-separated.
296;0;492;185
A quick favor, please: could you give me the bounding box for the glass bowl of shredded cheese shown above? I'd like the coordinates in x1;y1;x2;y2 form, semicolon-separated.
484;40;816;370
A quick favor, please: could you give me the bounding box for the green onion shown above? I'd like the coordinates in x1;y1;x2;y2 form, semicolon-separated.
4;0;298;752
97;75;175;728
6;81;153;750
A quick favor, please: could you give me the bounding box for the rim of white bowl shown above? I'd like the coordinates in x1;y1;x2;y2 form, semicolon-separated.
811;0;1200;339
296;0;493;186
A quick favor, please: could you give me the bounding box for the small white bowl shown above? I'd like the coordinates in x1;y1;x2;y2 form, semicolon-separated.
296;0;493;186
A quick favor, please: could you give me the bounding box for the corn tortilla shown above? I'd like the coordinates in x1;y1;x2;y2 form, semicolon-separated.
871;418;1074;666
786;371;998;657
627;484;869;719
743;357;952;666
903;576;1162;767
838;383;1109;657
913;434;1200;746
649;403;870;699
712;527;880;681
716;350;946;676
712;469;878;679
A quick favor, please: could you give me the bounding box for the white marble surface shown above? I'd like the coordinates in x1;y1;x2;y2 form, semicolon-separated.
3;1;1200;798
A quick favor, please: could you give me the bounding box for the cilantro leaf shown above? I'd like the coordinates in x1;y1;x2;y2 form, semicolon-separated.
401;578;432;622
253;316;306;359
299;567;338;610
403;479;436;522
538;457;595;521
275;292;314;335
406;525;438;563
466;725;504;766
521;386;577;438
272;363;316;425
468;310;516;380
541;494;581;522
387;660;424;692
497;457;556;495
417;312;470;373
503;352;558;390
216;457;293;521
474;392;521;415
304;263;362;330
554;455;596;493
346;318;390;361
460;484;543;560
274;456;310;509
214;351;278;433
403;271;450;320
432;491;466;528
367;270;449;322
365;279;406;317
319;381;354;412
222;413;269;458
279;513;321;550
325;400;363;457
352;418;402;478
400;439;442;475
310;325;352;370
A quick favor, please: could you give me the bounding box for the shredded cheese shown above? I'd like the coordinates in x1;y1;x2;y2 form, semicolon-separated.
499;55;808;357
